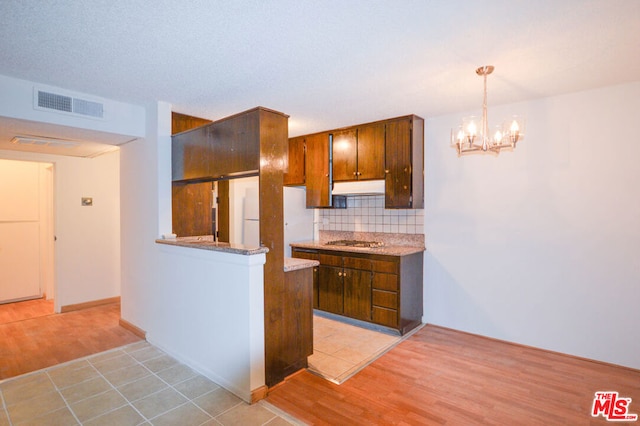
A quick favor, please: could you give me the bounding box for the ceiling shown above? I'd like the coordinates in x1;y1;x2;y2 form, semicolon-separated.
0;0;639;156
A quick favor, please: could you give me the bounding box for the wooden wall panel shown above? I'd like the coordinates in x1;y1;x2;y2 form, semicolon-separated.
171;182;212;237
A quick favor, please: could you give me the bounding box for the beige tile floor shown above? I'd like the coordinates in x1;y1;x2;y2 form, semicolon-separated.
308;314;418;384
0;341;301;426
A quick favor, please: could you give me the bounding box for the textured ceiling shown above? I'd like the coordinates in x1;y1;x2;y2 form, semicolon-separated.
0;0;639;154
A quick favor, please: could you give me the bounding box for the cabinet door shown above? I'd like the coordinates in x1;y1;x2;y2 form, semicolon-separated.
356;123;386;180
385;118;413;208
332;129;358;182
284;136;305;186
209;113;260;178
292;249;320;308
172;181;213;237
305;132;332;207
318;265;344;314
283;267;314;366
343;268;372;321
171;125;211;181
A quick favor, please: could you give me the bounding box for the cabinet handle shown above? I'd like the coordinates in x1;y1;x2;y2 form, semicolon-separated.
385;169;390;174
353;171;357;176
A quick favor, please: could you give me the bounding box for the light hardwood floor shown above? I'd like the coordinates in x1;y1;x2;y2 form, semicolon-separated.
4;300;638;425
267;324;640;425
0;300;141;380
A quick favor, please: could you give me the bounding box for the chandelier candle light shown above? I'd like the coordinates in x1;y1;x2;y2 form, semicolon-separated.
452;65;525;156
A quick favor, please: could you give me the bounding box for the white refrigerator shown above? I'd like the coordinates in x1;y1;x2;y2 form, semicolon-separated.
242;186;260;247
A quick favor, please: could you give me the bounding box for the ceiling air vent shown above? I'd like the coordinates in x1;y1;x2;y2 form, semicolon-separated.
35;89;105;119
11;135;80;148
37;91;72;113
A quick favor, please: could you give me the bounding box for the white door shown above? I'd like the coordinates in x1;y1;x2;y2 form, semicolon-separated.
0;222;40;301
0;159;43;303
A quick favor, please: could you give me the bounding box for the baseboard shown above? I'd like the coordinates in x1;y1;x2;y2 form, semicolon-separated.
60;296;120;313
250;385;268;404
119;318;147;339
427;324;640;374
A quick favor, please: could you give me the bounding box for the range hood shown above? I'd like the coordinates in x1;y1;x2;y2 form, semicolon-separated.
332;179;385;195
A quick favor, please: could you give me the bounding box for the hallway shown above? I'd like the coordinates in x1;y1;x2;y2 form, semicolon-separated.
0;299;141;379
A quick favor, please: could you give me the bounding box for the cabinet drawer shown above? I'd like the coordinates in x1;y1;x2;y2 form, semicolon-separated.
372;289;397;309
373;273;398;291
372;306;398;328
292;249;318;261
319;253;342;267
372;259;397;274
343;256;371;271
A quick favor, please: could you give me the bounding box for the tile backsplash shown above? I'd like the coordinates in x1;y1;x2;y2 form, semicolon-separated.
318;195;424;234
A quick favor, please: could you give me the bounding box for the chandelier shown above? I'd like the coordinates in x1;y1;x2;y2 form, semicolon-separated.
452;65;525;156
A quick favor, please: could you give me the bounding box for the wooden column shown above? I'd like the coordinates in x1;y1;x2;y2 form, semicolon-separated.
257;108;289;387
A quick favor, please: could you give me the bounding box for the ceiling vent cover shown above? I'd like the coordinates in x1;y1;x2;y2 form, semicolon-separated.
35;89;105;119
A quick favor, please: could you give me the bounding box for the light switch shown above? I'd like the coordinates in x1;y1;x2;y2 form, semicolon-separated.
81;197;93;206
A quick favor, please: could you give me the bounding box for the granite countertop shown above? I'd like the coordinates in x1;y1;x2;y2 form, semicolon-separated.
291;231;425;257
290;241;423;256
156;235;269;255
284;257;319;272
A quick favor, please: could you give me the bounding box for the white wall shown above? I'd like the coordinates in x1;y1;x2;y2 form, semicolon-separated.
0;150;121;311
283;186;314;257
424;82;640;369
120;102;266;402
0;74;145;138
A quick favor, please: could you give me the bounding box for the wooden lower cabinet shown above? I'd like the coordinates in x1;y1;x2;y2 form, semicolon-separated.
292;249;319;308
318;265;344;314
282;267;314;378
343;268;372;321
292;247;423;335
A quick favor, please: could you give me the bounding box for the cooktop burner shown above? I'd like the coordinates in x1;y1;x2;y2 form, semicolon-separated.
326;239;384;248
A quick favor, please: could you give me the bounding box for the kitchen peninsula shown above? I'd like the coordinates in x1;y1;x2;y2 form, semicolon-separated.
169;107;313;398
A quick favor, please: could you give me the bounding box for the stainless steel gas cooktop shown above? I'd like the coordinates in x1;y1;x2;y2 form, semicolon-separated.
325;239;384;248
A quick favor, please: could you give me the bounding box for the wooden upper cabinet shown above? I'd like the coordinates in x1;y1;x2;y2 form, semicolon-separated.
290;114;423;209
355;122;386;180
172;109;262;181
284;136;305;186
385;116;424;209
209;112;260;178
172;112;212;135
332;129;358;182
332;124;385;182
305;132;332;208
